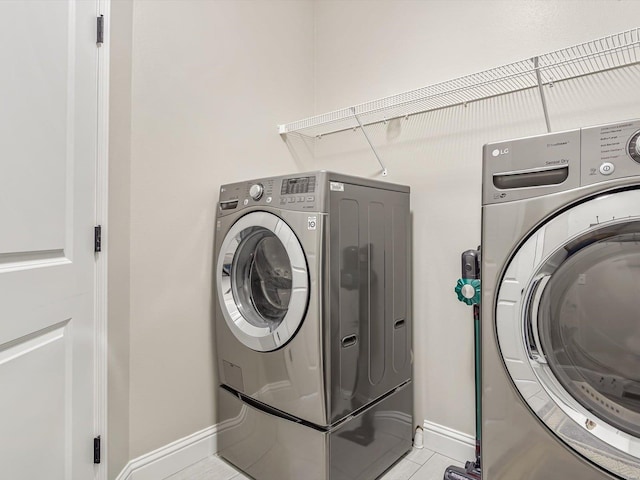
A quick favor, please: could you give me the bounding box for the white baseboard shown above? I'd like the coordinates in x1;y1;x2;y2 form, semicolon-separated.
115;424;219;480
422;419;475;463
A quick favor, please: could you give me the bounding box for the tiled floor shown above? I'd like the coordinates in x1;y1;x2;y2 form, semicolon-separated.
164;448;464;480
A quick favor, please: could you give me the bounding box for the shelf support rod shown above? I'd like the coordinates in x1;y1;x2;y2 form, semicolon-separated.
351;107;388;176
533;56;552;133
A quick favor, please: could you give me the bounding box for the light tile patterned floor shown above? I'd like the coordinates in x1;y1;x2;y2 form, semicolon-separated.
164;448;464;480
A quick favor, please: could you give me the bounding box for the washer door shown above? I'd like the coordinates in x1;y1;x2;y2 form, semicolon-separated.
497;189;640;478
217;211;309;352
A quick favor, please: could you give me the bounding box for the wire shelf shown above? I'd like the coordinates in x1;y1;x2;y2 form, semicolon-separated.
279;28;640;139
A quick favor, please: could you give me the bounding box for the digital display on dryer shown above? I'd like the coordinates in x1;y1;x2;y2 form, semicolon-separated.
281;176;316;195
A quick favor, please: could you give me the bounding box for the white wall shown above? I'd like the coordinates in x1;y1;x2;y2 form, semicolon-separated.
309;0;640;439
122;0;314;463
314;0;640;112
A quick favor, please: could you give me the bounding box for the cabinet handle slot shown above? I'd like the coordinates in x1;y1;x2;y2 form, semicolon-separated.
341;334;357;348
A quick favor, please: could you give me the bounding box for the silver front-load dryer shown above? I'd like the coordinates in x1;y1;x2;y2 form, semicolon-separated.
482;120;640;479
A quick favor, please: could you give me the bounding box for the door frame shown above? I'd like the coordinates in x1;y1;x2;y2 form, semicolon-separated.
95;0;110;478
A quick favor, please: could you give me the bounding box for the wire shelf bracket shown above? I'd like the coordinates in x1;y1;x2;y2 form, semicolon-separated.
350;107;388;176
278;27;640;174
533;56;552;133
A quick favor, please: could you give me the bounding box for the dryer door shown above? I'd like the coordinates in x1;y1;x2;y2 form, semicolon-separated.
217;211;309;352
497;188;640;479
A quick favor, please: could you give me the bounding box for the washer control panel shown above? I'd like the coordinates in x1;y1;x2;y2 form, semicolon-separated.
218;174;319;215
277;175;317;207
581;119;640;187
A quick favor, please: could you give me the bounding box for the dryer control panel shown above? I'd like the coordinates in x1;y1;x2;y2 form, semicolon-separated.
483;119;640;205
581;119;640;186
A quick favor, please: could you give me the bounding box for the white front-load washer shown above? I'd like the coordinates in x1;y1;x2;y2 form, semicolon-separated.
482;120;640;479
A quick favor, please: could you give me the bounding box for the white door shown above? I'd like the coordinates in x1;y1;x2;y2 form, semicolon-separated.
0;1;101;479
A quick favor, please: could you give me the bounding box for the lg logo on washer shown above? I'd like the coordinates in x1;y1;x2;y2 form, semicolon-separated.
492;146;510;157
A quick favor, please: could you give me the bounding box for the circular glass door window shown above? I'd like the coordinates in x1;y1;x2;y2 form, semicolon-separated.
537;222;640;438
217;212;309;352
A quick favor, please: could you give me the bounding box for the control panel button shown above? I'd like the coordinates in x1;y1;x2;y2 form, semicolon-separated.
266;196;272;204
287;197;295;203
297;196;304;202
249;183;264;201
280;198;286;205
306;196;315;202
243;198;249;205
599;162;615;175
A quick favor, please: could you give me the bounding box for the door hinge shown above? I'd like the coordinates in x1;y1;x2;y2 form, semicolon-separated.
97;15;104;45
93;435;101;464
94;225;102;253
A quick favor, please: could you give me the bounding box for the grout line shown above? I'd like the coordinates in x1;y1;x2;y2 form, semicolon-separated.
405;454;432;467
406;452;464;480
436;451;468;465
404;448;436;466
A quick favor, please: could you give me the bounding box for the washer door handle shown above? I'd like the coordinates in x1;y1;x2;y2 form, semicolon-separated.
341;334;358;348
523;274;550;364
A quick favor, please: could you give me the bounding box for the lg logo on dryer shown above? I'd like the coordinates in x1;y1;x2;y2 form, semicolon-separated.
492;147;509;157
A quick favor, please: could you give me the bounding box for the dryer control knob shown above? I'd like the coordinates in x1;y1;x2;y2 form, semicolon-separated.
249;183;264;200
